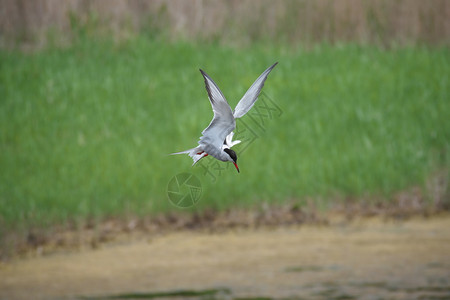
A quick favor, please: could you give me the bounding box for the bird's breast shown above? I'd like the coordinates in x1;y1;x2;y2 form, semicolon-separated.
202;144;228;162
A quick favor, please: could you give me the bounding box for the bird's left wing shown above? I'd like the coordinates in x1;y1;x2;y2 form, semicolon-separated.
198;69;236;150
233;62;278;119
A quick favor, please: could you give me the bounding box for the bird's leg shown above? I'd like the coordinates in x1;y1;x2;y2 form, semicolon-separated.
196;151;209;159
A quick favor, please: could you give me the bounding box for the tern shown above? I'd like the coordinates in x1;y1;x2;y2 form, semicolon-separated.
172;62;278;173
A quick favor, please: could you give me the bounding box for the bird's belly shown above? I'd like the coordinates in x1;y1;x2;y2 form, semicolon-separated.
203;144;227;161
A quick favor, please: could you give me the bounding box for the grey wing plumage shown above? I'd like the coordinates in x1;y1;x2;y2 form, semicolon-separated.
198;69;236;151
233;62;278;119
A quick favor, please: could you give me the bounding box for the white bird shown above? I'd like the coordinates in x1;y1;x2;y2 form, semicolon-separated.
172;62;278;173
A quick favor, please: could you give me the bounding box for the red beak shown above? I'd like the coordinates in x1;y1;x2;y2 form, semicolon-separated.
233;162;240;173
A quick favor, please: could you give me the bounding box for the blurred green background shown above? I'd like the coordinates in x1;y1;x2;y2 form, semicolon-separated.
0;0;449;250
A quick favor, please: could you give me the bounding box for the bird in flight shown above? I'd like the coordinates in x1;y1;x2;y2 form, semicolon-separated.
172;62;278;173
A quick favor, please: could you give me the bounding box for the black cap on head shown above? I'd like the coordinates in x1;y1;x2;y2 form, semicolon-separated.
224;148;239;173
223;148;237;162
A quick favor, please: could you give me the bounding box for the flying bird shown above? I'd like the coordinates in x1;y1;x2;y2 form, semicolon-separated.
172;62;278;173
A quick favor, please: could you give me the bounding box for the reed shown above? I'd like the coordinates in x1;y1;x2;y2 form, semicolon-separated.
1;0;449;49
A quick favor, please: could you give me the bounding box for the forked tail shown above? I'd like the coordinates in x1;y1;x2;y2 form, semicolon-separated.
170;146;208;166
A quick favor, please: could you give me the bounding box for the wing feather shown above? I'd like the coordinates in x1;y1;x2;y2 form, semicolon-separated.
198;69;236;151
233;62;278;119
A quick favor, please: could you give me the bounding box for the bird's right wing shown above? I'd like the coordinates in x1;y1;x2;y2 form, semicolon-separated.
233;62;278;119
198;69;236;150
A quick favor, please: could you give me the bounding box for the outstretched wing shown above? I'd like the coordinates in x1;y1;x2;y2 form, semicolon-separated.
233;62;278;119
198;69;236;151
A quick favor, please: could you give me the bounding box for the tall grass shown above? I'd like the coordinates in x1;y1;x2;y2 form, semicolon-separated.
0;38;449;233
1;0;449;49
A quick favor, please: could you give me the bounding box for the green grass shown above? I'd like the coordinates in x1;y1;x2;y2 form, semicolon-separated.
0;38;449;231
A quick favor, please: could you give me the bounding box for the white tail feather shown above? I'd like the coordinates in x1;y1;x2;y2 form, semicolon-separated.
171;146;207;165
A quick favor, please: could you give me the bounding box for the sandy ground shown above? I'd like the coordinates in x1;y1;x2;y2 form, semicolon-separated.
0;216;449;300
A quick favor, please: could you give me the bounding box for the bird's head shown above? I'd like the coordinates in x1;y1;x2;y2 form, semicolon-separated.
223;148;239;173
